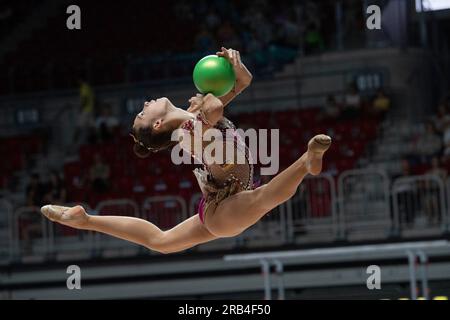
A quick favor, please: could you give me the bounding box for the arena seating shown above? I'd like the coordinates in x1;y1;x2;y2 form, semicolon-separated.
0;0;197;94
0;1;42;42
0;0;310;95
0;134;44;189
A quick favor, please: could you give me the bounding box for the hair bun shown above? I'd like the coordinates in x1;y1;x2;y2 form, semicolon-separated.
133;143;151;158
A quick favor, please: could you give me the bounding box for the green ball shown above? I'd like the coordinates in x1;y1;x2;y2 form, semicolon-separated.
193;55;236;97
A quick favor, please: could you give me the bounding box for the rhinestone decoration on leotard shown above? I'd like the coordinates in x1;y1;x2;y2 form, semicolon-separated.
180;113;254;198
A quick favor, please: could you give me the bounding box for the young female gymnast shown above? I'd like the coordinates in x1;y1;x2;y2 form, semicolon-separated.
41;47;332;254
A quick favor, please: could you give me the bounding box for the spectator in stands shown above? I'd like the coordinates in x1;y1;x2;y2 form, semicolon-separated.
247;10;274;47
95;104;119;143
216;20;242;50
320;94;341;121
442;121;450;162
432;104;449;134
415;122;442;161
73;79;96;146
342;83;362;119
343;0;365;47
306;1;321;20
173;0;193;21
244;31;264;56
428;157;447;181
371;88;391;119
43;171;67;205
304;22;325;55
89;154;110;194
195;25;217;52
422;157;447;225
25;173;45;207
398;159;412;178
303;0;324;54
205;8;221;30
275;10;301;49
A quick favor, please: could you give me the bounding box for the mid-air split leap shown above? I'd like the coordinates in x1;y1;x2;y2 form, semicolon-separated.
41;47;331;254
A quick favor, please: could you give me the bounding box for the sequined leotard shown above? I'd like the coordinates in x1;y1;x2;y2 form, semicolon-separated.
179;112;254;223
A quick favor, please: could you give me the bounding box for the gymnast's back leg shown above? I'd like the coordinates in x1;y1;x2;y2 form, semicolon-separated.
204;134;332;237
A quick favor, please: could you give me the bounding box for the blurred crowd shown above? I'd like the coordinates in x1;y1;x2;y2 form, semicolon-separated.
25;172;66;207
73;80;120;147
394;94;450;227
0;1;42;41
402;94;450;180
0;0;367;94
173;0;344;73
191;0;365;54
319;83;391;122
185;0;317;52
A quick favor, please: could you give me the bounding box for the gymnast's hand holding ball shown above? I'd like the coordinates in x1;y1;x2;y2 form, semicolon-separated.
190;47;253;114
193;47;237;97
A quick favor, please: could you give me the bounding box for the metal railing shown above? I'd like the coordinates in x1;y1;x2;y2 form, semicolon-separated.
47;202;94;261
337;168;392;240
12;206;49;262
239;202;287;248
141;196;188;229
446;177;450;232
2;170;450;265
223;240;450;300
285;175;338;243
392;174;447;237
0;199;13;264
93;199;141;255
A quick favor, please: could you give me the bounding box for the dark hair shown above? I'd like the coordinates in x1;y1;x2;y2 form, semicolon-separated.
131;125;177;158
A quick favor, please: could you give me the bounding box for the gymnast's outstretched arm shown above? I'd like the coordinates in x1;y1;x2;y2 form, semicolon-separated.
215;47;253;107
40;205;217;254
186;48;250;121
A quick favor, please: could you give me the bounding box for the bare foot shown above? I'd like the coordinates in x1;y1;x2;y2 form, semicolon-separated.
306;134;332;175
41;205;89;229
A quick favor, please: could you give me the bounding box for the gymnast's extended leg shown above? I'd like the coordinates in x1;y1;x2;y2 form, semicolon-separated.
41;205;217;254
203;134;331;237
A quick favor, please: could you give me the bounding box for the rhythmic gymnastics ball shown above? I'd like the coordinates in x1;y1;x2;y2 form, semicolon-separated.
193;55;236;97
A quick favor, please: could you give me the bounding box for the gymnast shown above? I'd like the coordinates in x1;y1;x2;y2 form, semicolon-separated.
41;47;331;254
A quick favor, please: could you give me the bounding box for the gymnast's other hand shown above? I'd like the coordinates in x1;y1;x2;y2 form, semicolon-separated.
187;93;204;113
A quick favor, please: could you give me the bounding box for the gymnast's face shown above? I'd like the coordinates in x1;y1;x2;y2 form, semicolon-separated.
133;97;174;133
